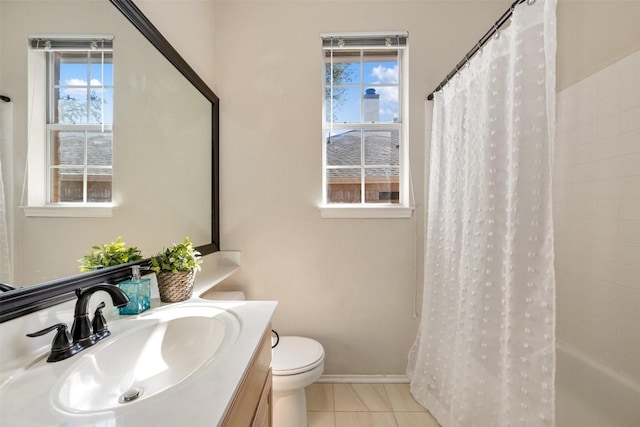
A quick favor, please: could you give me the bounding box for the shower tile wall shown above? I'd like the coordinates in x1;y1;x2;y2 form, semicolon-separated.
554;48;640;384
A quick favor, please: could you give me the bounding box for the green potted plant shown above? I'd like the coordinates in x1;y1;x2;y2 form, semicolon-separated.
150;237;202;302
79;236;143;272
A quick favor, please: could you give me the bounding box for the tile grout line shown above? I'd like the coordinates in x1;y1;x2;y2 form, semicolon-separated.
332;384;336;426
384;383;401;427
307;383;439;427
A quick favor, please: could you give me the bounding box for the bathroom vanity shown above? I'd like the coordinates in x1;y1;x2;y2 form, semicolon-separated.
222;327;273;427
0;1;267;423
0;252;277;427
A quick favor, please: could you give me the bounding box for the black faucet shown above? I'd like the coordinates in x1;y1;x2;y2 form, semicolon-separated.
27;283;129;362
71;284;129;346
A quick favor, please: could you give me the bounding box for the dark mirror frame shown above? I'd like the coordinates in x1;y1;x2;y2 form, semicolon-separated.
0;0;220;323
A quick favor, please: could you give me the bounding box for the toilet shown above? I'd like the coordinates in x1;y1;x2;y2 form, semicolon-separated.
271;336;325;427
205;291;325;427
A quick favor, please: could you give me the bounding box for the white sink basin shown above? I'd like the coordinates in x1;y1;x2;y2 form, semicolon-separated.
0;299;276;427
1;303;240;415
56;304;240;413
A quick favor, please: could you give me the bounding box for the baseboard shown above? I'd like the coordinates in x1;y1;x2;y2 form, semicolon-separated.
317;374;409;384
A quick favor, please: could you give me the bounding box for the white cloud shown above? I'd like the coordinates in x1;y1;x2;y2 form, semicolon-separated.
375;86;399;121
64;78;103;86
371;65;398;84
377;86;398;104
61;78;104;99
380;108;396;118
369;65;399;120
65;78;87;86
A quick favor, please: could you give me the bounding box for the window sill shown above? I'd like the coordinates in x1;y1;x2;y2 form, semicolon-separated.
319;205;414;219
23;204;114;218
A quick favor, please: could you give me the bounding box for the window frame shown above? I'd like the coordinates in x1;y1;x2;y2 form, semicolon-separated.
25;36;115;217
320;32;412;219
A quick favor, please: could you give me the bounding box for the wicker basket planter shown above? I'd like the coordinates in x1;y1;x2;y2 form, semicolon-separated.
157;270;196;303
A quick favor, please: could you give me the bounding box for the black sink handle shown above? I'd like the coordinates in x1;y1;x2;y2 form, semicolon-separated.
92;301;110;339
27;323;73;352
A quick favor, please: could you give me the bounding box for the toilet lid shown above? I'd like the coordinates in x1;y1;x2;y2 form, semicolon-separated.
272;336;325;376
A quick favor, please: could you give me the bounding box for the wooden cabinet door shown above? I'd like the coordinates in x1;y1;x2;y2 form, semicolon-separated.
222;327;272;427
251;370;272;427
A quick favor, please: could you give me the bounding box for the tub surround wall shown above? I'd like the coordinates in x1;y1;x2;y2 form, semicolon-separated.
554;48;640;384
556;343;640;427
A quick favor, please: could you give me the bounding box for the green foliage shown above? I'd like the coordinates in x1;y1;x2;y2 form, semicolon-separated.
150;237;202;274
325;62;356;122
59;89;106;124
79;236;142;272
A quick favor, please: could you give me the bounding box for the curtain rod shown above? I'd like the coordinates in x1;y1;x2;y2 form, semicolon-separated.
427;0;531;101
0;95;10;103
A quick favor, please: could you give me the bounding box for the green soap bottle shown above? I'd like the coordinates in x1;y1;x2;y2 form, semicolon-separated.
118;265;151;315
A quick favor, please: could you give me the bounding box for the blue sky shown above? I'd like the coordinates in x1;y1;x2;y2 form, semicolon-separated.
58;59;114;124
329;60;399;123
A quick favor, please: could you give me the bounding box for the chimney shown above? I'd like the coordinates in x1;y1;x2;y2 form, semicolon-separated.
363;88;379;122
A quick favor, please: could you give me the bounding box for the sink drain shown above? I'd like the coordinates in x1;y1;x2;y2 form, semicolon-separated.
119;388;143;403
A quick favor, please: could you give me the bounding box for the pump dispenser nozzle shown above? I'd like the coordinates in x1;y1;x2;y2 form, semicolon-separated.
117;265;151;315
131;265;141;281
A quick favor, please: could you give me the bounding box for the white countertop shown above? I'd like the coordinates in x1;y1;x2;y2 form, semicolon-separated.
0;299;277;427
0;251;278;427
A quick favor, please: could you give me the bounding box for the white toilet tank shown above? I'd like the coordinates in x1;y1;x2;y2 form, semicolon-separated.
201;290;246;300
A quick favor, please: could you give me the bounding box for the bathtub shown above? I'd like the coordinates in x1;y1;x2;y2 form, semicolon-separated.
556;343;640;427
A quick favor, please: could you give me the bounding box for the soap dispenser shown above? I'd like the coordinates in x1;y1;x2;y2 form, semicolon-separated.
117;265;151;315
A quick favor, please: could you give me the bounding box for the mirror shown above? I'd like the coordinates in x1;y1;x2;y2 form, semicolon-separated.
0;0;219;322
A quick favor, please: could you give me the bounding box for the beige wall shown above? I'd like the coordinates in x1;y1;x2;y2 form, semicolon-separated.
213;0;509;375
557;0;640;91
136;0;217;87
2;0;639;375
0;0;214;286
212;0;640;375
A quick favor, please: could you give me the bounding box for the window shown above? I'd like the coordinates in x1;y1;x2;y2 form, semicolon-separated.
27;37;114;214
322;33;410;217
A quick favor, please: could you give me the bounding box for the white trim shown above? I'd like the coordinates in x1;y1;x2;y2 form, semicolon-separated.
23;204;114;218
328;123;402;131
316;374;409;384
47;124;113;131
322;41;408;208
320;31;408;39
319;205;413;219
27;49;47;207
29;34;114;41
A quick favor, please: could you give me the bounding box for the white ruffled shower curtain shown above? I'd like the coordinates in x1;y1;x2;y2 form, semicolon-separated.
408;0;556;425
0;101;13;284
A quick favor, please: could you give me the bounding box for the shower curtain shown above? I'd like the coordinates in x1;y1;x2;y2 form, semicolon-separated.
408;0;557;426
0;102;13;284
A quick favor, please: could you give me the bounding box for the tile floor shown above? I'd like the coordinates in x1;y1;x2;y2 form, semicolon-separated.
305;383;442;427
